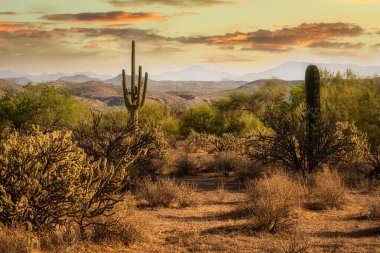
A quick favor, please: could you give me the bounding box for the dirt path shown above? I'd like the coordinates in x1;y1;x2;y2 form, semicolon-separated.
123;175;380;253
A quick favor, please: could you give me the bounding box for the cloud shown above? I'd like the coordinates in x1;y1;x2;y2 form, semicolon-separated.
68;27;167;42
109;0;238;7
308;41;365;49
41;11;166;23
0;11;17;15
175;22;364;52
373;43;380;49
0;22;64;39
83;39;117;50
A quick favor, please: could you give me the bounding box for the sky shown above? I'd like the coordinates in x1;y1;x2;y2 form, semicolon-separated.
0;0;380;75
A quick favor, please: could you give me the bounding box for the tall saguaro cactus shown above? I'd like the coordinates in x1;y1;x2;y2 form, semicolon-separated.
122;40;148;127
305;65;321;172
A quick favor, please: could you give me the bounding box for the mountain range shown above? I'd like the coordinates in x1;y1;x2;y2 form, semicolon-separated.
1;61;380;84
151;62;380;81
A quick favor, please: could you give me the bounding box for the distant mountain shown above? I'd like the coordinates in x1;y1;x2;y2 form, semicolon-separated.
105;74;123;85
0;69;113;83
151;65;240;81
3;77;31;85
241;62;380;81
151;62;380;82
58;74;99;83
75;72;112;80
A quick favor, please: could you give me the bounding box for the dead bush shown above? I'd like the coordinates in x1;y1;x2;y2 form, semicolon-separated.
245;171;304;232
212;152;248;177
39;223;80;253
0;225;38;253
136;177;201;208
237;161;271;183
267;232;310;253
306;167;347;210
174;154;200;176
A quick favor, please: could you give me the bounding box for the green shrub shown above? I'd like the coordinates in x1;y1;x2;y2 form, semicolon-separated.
180;104;224;135
0;84;88;131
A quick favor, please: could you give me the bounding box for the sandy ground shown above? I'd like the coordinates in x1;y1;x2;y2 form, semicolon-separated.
114;174;380;253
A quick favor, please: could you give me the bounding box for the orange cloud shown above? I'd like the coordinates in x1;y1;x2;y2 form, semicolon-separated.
41;11;166;23
175;23;364;52
83;39;117;49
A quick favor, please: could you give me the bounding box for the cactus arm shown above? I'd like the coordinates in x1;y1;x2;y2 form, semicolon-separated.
141;72;148;107
122;69;132;109
137;66;142;107
131;40;136;105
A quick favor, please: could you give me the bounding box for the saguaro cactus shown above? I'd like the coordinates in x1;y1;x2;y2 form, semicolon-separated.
305;65;321;172
122;40;148;127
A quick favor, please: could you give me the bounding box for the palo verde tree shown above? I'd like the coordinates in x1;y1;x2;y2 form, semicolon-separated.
122;40;148;128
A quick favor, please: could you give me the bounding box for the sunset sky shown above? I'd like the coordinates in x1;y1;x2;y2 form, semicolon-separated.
0;0;380;75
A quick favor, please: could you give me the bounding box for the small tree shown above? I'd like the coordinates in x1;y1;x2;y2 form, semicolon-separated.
247;104;367;175
74;109;167;177
0;84;85;131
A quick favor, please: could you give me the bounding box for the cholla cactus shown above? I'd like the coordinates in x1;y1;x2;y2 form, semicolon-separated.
0;128;127;235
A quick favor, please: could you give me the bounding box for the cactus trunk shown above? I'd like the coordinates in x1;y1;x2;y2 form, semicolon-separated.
122;41;148;128
305;65;321;173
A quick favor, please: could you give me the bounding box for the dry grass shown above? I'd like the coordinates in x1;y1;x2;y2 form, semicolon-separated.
365;192;380;220
244;171;305;232
0;225;38;253
307;168;347;210
39;194;149;252
136;177;201;208
267;232;311;253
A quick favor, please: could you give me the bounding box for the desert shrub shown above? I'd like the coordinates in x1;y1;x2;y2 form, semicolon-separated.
247;103;368;175
39;223;80;252
244;171;304;232
212;152;248;176
306;168;346;210
0;128;128;237
267;232;310;253
187;131;247;154
0;225;38;253
0;84;87;131
88;199;148;246
236;162;272;183
74;110;168;177
136;177;200;208
174;154;200;176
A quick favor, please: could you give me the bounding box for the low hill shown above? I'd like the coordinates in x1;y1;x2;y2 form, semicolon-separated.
58;74;99;83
